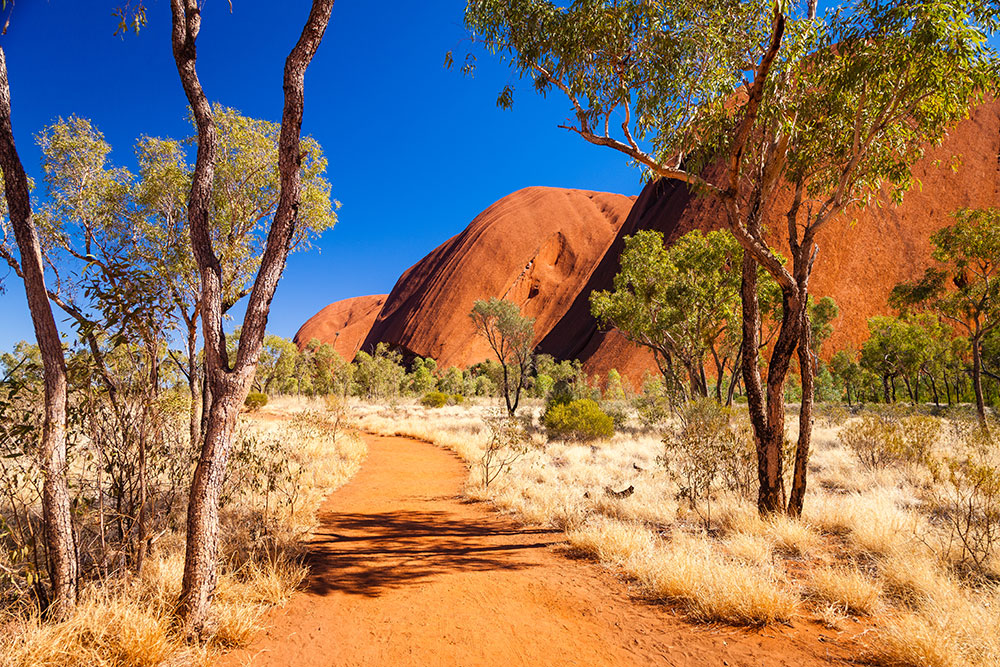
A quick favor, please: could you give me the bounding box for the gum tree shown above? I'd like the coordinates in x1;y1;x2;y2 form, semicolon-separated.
470;298;535;416
464;0;997;515
137;109;335;447
0;0;152;617
0;52;77;618
891;208;1000;427
170;0;335;636
590;229;746;402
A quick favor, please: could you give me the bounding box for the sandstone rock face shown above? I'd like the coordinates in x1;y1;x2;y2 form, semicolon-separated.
298;101;999;386
293;294;387;361
359;187;636;368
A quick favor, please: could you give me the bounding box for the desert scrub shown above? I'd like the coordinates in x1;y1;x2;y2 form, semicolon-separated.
0;407;366;667
420;391;464;408
841;413;905;469
899;415;941;465
841;413;942;470
931;453;1000;577
542;398;614;441
661;399;759;528
354;401;1000;650
479;410;530;488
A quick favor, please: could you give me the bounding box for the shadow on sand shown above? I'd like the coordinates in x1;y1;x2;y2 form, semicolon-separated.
304;509;559;598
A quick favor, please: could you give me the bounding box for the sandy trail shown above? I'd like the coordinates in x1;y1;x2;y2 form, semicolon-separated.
220;433;856;667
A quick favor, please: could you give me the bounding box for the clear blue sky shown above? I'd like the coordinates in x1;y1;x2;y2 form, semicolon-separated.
0;0;641;351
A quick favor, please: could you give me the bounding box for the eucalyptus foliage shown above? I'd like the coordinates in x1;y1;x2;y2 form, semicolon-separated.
591;228;778;403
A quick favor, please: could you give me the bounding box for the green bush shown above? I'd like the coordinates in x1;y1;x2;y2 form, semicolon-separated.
602;402;629;430
421;391;449;408
421;391;464;408
542;398;614;441
545;378;577;409
632;374;672;428
244;391;268;411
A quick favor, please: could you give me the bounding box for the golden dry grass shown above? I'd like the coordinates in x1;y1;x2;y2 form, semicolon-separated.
806;565;883;616
0;406;367;667
567;521;799;625
869;590;1000;667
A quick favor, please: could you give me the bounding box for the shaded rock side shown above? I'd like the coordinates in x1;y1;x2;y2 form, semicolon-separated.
359;187;636;368
293;294;388;361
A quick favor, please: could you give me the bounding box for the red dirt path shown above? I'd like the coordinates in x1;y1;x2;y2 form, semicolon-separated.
219;433;859;666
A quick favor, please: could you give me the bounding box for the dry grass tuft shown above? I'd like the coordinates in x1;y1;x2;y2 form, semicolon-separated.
627;533;799;625
807;566;883;616
869;591;1000;667
4;591;179;667
567;517;655;563
878;551;949;607
805;489;924;557
721;507;823;557
721;532;774;566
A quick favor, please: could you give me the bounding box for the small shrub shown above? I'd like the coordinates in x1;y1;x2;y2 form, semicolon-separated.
542;376;587;414
421;391;465;408
543;398;614;441
244;392;268;412
661;399;761;528
718;414;759;500
934;454;1000;577
324;393;350;440
480;410;530;487
900;415;941;465
633;376;671;429
841;413;904;469
817;404;850;429
843;413;942;472
662;399;730;525
601;401;629;430
420;391;449;408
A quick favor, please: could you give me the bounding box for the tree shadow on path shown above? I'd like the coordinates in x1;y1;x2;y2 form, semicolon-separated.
305;509;560;598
